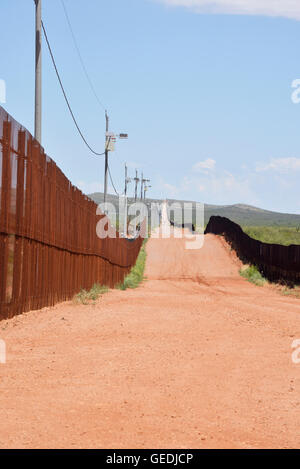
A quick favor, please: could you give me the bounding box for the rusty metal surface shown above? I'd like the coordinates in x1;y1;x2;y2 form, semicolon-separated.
0;106;143;319
205;216;300;284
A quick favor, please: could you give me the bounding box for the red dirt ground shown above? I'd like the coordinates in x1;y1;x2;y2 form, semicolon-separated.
0;231;300;449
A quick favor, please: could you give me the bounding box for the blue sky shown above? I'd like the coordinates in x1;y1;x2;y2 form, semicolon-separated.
1;0;300;213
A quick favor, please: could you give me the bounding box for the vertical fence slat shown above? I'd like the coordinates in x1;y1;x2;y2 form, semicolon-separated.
205;216;300;284
0;106;143;320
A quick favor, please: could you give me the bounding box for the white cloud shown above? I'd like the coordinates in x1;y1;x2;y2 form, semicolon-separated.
197;184;205;192
193;158;216;172
156;0;300;21
159;158;300;211
256;157;300;173
164;166;258;205
126;161;142;169
203;170;258;204
162;182;179;196
0;79;6;104
76;181;103;194
76;181;114;195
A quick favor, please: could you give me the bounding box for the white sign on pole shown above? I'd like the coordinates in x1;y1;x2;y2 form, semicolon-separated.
106;133;116;152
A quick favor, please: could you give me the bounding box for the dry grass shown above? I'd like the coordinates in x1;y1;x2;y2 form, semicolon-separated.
74;284;109;305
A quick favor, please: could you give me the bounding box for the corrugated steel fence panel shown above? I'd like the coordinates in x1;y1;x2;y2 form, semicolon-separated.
0;106;143;319
205;216;300;284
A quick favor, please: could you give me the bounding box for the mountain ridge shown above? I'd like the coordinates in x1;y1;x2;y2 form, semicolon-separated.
88;192;300;227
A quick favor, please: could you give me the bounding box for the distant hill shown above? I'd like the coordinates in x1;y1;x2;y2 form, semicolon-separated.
88;192;300;227
204;204;300;227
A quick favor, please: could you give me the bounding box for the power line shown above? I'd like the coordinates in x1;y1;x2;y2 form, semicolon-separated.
108;163;120;196
42;20;105;156
60;0;106;113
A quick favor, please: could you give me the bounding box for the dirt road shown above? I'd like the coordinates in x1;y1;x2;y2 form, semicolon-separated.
0;226;300;448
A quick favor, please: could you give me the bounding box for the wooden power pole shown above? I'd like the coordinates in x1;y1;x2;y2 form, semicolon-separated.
34;0;42;143
104;111;109;204
134;170;139;202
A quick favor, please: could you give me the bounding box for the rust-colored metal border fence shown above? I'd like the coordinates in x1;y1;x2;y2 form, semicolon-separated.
0;106;143;320
205;216;300;284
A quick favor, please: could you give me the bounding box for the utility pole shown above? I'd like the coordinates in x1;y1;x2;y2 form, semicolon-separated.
34;0;42;143
141;175;150;200
144;184;151;200
123;163;131;237
104;110;109;204
134;170;139;202
124;163;132;197
140;172;144;200
124;163;128;197
103;115;127;206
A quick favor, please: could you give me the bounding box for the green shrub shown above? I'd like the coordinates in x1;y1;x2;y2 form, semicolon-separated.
117;242;147;290
74;284;109;305
281;287;300;299
243;226;300;246
240;265;266;286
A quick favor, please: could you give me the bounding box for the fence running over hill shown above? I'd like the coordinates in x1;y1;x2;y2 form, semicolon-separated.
169;219;196;233
205;216;300;284
0;106;143;320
